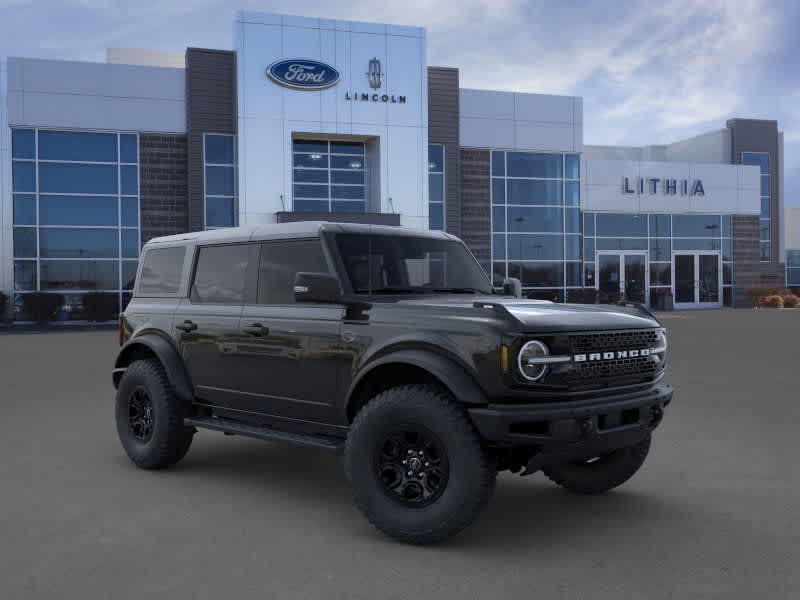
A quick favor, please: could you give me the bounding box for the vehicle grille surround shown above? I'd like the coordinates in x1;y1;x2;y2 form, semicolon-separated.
564;329;662;384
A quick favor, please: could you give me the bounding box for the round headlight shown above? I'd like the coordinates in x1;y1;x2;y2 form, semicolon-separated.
518;340;550;382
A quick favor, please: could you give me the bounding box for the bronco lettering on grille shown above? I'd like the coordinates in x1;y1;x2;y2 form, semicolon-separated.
574;348;652;362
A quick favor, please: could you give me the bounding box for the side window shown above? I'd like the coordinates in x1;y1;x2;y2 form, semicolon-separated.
191;244;252;304
257;239;330;304
137;246;186;296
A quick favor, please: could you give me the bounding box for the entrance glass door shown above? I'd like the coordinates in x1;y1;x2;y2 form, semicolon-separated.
596;252;648;304
672;252;721;308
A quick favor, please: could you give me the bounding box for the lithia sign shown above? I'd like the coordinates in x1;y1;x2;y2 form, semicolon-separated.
623;176;705;196
267;57;406;103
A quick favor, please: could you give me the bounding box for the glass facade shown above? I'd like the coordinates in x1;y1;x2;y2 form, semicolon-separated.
428;144;444;230
292;140;366;212
742;152;770;261
204;134;236;229
11;128;140;319
788;250;800;287
491;150;580;300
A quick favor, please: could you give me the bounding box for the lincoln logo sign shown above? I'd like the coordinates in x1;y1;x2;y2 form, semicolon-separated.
623;176;704;196
266;59;340;90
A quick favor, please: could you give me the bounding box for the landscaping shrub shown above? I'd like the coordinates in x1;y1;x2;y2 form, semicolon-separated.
82;292;118;322
21;293;65;324
747;287;790;307
762;295;784;309
782;294;799;308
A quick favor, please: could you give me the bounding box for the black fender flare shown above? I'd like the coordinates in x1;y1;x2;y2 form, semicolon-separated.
345;349;488;419
113;333;194;403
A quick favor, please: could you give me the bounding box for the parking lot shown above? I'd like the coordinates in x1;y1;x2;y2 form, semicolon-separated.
1;309;798;599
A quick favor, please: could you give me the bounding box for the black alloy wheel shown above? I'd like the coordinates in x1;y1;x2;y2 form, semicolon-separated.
128;386;154;442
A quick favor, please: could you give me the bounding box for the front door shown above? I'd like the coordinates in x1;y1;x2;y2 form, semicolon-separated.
596;252;648;304
672;252;721;309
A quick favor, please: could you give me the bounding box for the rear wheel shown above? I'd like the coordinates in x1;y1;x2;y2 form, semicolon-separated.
543;434;651;494
115;359;194;470
345;384;496;544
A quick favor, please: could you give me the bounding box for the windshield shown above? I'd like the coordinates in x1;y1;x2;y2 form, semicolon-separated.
334;233;493;295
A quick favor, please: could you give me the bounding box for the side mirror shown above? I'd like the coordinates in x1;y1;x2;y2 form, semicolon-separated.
502;277;522;298
294;272;342;303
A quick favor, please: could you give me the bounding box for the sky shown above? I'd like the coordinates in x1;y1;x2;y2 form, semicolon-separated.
1;0;798;204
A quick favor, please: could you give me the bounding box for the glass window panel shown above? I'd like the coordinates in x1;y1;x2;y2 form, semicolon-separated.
428;144;444;172
584;262;595;287
649;238;671;261
205;165;234;196
492;235;506;260
12;129;35;159
507;234;564;260
566;262;581;287
429;203;444;230
120;134;138;163
40;228;118;258
787;251;800;268
787;268;800;285
565;181;579;206
759;219;770;240
565;154;580;180
492;179;505;205
722;238;732;261
649;214;671;237
672;214;721;237
293;140;328;154
121;198;139;226
138;246;186;295
760;175;770;196
39;163;118;194
122;230;139;258
13;227;37;258
507;152;562;178
40;195;118;226
741;152;769;174
508;261;564;287
122;261;139;290
721;215;732;237
14;261;37;291
596;238;648;251
565;235;581;260
583;213;595;236
428;173;443;203
507;179;562;205
583;237;594;261
204;135;234;164
13;194;36;225
565;207;580;233
257;240;329;304
40;260;119;290
293;168;328;184
331;155;363;170
121;165;138;195
38;130;117;162
491;151;505;177
650;263;671;286
191;243;252;304
526;289;564;302
723;286;732;307
12;161;36;192
723;263;732;285
330;141;364;155
331;185;364;200
595;213;647;237
294;184;329;199
761;197;770;218
332;201;365;213
760;242;770;261
293;153;329;168
673;238;721;251
507;206;563;233
206;197;234;228
492;206;505;232
294;199;329;212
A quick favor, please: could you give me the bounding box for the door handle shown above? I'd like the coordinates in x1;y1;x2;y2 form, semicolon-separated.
242;323;270;336
176;320;197;332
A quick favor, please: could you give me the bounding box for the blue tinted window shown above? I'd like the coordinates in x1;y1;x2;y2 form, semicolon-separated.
14;261;37;290
760;242;770;261
507;206;563;233
121;198;139;226
507;235;564;260
121;165;138;195
787;250;800;268
120;134;138;163
565;235;581;260
40;195;118;226
38;130;117;162
595;213;647;237
330;141;364;155
508;262;563;287
429;203;444;230
40;228;118;258
596;238;648;251
741;152;769;174
40;260;119;290
761;197;770;218
492;179;505;205
14;228;37;258
12;129;35;159
206;197;234;227
649;214;671;237
13;194;36;225
205;135;235;164
649;239;671;261
491;151;505;177
507;180;562;205
12;161;36;192
331;185;364;200
565;181;579;206
293;140;328;154
673;238;721;251
294;169;328;184
721;215;732;237
583;238;594;261
565;208;580;233
565;154;579;179
759;220;770;240
294;199;329;212
206;166;235;195
331;170;364;185
122;229;139;258
293;153;328;168
566;262;581;287
583;213;594;236
332;201;366;213
331;156;364;170
722;238;732;261
760;175;770;196
673;214;721;237
507;152;562;178
122;261;139;290
789;269;800;285
429;173;444;204
39;163;118;194
492;206;505;232
428;145;444;172
492;235;506;260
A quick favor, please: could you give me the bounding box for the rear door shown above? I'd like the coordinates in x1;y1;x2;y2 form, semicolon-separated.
174;242;259;408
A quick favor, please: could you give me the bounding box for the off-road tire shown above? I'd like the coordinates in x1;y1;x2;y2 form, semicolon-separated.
115;359;194;470
345;384;496;544
543;434;651;494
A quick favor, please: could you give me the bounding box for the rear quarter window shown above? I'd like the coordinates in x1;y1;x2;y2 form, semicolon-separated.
137;246;187;296
191;243;254;304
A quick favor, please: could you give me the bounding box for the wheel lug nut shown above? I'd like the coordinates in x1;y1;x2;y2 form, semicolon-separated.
425;462;430;466
407;471;413;477
408;450;413;455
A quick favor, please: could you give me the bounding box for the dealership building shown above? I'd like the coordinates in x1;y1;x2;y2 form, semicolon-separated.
0;10;794;318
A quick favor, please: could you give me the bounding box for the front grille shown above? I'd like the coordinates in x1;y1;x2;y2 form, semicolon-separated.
565;329;661;384
570;329;659;354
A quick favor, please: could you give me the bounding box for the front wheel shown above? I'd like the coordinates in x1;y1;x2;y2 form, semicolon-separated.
345;385;496;544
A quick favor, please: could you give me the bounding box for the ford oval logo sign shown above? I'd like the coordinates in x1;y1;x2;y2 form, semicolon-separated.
267;59;340;90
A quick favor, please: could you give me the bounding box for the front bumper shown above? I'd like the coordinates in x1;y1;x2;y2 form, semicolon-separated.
468;384;672;467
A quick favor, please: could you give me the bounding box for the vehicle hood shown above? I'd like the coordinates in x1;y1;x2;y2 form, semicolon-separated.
390;295;659;332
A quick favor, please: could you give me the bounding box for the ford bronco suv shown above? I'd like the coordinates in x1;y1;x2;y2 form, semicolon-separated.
113;222;672;544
